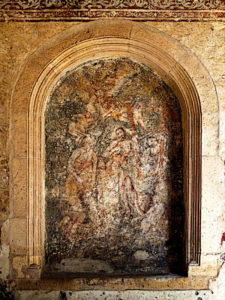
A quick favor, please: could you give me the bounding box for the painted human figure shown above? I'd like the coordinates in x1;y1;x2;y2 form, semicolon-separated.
140;135;168;234
135;136;163;216
65;134;97;208
61;134;98;243
98;127;143;219
103;127;132;169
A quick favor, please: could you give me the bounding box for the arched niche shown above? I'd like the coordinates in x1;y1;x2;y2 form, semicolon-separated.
44;57;185;276
10;21;218;288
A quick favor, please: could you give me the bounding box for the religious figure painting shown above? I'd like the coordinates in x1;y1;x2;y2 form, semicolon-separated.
45;58;184;276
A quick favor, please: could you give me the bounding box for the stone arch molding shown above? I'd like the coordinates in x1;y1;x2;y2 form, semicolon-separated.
10;20;218;283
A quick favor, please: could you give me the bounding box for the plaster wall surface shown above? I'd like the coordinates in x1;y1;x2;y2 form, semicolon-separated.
0;21;224;299
14;289;212;300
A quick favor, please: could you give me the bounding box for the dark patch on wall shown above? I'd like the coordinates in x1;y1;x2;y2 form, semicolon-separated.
44;58;184;276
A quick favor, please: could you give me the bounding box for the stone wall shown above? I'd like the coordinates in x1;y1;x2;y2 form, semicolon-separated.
0;21;224;299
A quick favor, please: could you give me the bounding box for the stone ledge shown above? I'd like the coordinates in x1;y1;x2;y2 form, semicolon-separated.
14;289;213;300
15;275;210;291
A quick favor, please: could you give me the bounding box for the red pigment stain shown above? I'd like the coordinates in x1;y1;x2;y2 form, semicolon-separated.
221;232;225;246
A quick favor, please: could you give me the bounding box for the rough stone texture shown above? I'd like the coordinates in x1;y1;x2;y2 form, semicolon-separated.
150;22;225;159
0;21;74;284
0;21;224;299
0;24;9;226
150;21;225;260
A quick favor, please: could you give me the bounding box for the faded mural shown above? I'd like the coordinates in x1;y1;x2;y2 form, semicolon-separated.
45;58;184;276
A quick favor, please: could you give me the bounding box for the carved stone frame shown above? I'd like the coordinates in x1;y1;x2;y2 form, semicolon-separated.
10;21;218;290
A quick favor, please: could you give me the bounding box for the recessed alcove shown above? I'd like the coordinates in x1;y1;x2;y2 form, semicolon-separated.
44;57;185;277
9;21;219;291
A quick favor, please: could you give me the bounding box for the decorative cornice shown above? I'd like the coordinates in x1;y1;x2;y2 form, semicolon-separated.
1;0;225;10
0;0;225;21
